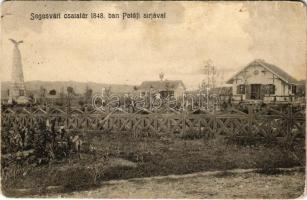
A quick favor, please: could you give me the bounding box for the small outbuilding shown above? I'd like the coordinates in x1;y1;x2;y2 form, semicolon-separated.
138;80;186;99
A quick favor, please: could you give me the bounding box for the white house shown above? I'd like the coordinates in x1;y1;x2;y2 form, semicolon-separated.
226;59;299;102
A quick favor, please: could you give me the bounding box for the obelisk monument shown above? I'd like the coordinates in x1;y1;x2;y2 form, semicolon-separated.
8;39;26;104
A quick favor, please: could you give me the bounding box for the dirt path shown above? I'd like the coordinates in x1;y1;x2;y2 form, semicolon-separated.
45;168;305;199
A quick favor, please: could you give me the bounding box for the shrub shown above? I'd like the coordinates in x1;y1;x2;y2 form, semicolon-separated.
51;166;102;191
179;129;204;140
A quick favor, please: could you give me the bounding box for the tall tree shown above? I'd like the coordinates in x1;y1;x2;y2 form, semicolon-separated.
202;59;218;89
49;89;56;96
67;86;75;96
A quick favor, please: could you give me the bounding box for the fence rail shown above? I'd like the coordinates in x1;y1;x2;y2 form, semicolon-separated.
1;105;305;139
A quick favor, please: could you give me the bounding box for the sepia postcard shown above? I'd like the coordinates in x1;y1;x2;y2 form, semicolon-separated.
0;0;306;198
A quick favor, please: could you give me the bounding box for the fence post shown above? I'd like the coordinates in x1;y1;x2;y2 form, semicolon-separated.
287;104;293;140
154;115;158;134
248;104;254;136
46;106;49;128
182;113;186;134
66;104;70;129
213;114;217;138
198;117;202;135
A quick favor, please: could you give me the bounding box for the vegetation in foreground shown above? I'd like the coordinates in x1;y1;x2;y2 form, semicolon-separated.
1;130;305;197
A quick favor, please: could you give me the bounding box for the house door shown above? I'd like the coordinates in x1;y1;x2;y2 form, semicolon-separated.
251;84;261;100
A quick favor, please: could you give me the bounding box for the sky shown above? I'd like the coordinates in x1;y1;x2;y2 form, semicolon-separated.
1;1;306;90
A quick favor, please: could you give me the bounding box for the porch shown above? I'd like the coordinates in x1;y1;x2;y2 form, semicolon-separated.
233;83;300;103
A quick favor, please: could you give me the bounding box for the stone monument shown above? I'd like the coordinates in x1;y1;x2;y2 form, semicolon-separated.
8;39;27;104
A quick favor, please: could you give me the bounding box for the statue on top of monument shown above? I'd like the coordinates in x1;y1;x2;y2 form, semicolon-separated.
9;39;23;46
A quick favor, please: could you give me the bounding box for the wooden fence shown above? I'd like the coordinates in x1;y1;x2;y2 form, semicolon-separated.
1;106;305;139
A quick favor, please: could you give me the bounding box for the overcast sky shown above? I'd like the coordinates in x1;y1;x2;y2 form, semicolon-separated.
1;1;306;89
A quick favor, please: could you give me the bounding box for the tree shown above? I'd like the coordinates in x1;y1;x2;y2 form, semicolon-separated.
49;89;56;96
199;80;209;92
67;87;75;96
202;59;217;89
202;60;217;110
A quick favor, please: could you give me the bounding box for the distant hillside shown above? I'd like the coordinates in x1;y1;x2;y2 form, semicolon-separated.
297;80;306;85
1;81;135;97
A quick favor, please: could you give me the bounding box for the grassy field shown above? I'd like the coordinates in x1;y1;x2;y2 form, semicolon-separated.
1;130;305;197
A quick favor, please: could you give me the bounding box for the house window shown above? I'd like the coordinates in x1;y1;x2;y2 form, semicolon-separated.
292;85;296;94
237;85;245;94
265;84;275;95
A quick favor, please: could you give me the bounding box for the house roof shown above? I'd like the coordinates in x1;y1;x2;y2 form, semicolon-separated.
138;80;186;91
226;59;298;84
